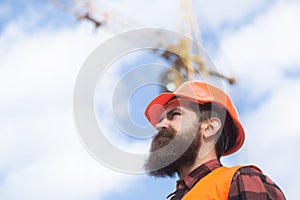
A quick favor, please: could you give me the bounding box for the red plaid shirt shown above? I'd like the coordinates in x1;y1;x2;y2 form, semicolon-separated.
167;159;286;200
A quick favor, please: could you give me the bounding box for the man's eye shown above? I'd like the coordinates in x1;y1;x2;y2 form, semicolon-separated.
171;112;181;118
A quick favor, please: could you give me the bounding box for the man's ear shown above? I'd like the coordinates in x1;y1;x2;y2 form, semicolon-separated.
201;117;221;139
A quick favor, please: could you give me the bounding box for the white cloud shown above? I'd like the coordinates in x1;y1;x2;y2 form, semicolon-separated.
242;79;300;199
91;0;180;29
0;13;136;200
82;0;273;33
195;0;270;29
220;0;300;88
0;116;135;199
218;1;300;199
216;0;300;108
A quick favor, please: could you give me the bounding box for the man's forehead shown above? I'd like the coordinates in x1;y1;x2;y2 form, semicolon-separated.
164;99;192;111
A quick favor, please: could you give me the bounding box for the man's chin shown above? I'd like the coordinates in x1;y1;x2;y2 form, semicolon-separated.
144;148;182;177
145;143;200;178
145;159;180;178
144;125;200;178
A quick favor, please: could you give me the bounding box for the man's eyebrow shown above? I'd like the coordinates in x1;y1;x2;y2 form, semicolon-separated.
159;107;181;123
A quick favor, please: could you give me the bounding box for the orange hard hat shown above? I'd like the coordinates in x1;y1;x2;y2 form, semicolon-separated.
145;81;244;156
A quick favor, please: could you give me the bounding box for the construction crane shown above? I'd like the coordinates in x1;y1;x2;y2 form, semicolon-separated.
49;0;106;28
158;0;236;92
49;0;236;92
49;0;143;32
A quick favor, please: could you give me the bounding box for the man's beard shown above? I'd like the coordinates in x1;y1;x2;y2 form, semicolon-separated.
144;122;201;178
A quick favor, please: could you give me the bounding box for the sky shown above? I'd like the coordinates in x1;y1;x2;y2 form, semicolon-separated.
0;0;300;199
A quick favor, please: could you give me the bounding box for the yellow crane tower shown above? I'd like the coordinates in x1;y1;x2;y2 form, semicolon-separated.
160;0;236;92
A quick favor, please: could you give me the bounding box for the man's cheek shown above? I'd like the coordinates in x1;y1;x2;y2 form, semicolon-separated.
169;119;180;132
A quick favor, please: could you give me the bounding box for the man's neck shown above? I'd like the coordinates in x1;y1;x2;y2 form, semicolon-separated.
177;152;218;179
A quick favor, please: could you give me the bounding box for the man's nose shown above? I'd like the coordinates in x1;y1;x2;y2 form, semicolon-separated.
155;118;170;131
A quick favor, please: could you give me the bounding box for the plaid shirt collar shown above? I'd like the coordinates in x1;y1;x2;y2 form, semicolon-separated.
167;159;222;199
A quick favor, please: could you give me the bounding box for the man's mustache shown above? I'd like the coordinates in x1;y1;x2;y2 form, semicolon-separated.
154;127;176;139
150;127;177;152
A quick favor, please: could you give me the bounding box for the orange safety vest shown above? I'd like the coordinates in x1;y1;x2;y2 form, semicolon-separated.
182;165;260;200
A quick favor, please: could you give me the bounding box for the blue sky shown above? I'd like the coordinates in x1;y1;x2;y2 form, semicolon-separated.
0;0;300;199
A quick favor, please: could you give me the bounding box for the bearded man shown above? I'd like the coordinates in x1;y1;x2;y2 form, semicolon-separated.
144;81;285;200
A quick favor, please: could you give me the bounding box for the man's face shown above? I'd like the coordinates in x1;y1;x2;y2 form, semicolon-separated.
144;100;202;177
155;100;199;133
